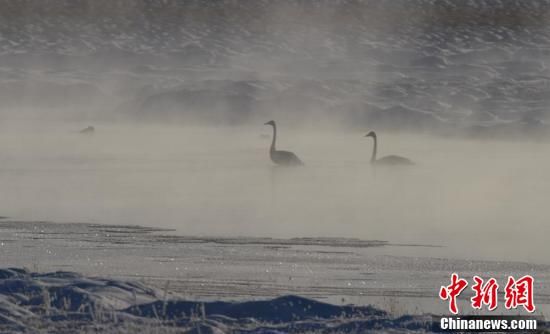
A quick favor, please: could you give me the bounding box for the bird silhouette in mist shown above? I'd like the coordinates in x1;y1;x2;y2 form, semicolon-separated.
264;120;303;166
365;131;413;165
79;126;95;135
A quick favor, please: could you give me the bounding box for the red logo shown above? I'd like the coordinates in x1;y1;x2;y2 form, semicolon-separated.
471;276;499;311
439;273;468;314
504;275;535;313
439;274;535;314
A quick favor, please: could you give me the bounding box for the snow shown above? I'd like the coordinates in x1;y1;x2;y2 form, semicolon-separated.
0;267;438;333
1;220;549;321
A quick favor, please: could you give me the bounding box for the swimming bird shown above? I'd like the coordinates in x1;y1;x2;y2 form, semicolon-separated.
365;131;413;165
79;126;95;135
264;120;303;166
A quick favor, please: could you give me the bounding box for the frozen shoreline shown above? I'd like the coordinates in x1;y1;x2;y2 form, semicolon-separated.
1;268;548;333
1;220;549;320
0;267;436;333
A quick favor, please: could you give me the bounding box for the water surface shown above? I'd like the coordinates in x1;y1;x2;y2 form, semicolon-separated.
1;123;548;265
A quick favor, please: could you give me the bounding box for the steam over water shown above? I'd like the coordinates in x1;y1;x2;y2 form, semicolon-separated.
2;0;550;135
1;123;549;265
1;0;550;292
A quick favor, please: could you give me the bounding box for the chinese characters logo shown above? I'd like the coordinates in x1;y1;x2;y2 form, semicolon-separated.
439;273;535;314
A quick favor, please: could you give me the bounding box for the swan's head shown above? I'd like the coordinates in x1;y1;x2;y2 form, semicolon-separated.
365;131;376;138
264;120;275;126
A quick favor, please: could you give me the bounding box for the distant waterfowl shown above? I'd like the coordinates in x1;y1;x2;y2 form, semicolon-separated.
365;131;413;166
264;120;303;166
79;126;95;135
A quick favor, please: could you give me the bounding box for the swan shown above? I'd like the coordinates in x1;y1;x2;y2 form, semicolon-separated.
79;126;95;135
365;131;413;165
264;120;303;166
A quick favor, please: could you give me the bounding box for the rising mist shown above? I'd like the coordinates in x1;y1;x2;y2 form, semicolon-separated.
1;0;550;267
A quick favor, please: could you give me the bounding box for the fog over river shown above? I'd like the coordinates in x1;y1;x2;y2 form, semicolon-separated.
1;1;550;325
1;123;548;265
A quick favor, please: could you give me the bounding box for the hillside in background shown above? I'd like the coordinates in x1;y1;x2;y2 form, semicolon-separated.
1;0;550;135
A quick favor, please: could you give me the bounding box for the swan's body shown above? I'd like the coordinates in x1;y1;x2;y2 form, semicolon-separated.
265;120;303;166
374;155;413;165
365;131;413;166
79;126;95;135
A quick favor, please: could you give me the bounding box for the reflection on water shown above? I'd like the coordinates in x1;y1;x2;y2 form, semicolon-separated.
0;123;549;264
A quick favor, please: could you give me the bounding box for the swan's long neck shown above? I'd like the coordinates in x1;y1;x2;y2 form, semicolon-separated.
370;136;377;163
270;123;277;152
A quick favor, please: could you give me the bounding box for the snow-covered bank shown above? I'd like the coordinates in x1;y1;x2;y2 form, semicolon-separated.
0;268;436;333
2;220;550;319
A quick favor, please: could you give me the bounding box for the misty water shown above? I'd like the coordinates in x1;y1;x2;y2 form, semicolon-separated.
3;2;550;331
1;122;549;265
